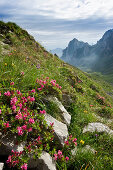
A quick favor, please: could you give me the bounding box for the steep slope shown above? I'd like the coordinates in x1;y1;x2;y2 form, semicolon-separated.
0;21;113;170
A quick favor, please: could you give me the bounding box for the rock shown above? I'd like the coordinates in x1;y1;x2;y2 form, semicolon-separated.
0;133;25;155
28;151;56;170
47;96;71;126
0;163;4;170
71;145;96;156
71;147;77;156
83;145;96;154
83;122;113;136
45;114;68;146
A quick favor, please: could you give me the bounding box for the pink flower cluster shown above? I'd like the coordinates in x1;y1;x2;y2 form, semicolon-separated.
37;78;62;91
27;96;35;102
4;122;10;128
4;91;11;96
54;150;69;162
6;150;23;168
50;80;62;89
21;163;27;170
64;135;77;146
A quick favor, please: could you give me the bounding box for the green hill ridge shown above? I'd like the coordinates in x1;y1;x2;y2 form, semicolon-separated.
0;21;113;170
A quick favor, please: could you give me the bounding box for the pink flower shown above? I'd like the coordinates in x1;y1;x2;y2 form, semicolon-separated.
69;135;72;140
29;118;35;124
64;140;69;145
18;103;22;109
58;150;62;156
12;105;16;111
41;84;44;88
39;80;43;83
72;138;77;142
4;122;10;128
65;156;69;161
16;90;22;95
15;111;23;120
0;109;1;114
54;154;58;160
10;96;18;105
74;142;77;146
50;122;54;127
56;84;59;88
4;91;11;96
17;127;24;136
23;114;27;119
22;97;27;103
22;125;27;130
27;96;35;102
10;82;14;85
51;81;56;86
21;163;27;170
59;86;62;89
38;88;42;91
6;155;12;163
43;81;46;84
28;127;32;132
0;92;1;96
31;89;35;93
30;97;35;102
36;136;41;141
21;72;24;76
40;110;46;114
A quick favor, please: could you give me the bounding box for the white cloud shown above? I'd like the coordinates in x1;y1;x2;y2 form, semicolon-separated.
1;0;113;49
1;0;113;20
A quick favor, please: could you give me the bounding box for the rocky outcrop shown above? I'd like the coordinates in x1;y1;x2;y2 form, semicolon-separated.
83;122;113;136
47;96;71;125
28;152;56;170
45;114;68;146
0;133;25;155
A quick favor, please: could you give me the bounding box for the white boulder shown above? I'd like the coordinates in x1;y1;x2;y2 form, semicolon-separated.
83;122;113;136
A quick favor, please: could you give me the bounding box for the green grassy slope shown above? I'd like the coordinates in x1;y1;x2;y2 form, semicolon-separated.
0;21;113;170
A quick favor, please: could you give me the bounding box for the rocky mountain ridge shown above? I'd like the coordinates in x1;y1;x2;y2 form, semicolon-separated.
61;29;113;74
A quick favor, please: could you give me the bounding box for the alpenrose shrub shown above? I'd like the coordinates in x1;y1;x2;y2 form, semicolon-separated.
0;80;77;169
36;77;62;98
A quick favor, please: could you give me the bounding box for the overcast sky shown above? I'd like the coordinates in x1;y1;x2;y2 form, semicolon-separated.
0;0;113;49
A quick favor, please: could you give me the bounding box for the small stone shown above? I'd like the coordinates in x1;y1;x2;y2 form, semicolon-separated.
0;163;4;170
83;145;96;154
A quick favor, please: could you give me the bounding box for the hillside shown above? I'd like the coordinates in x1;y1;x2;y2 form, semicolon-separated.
0;21;113;170
61;30;113;84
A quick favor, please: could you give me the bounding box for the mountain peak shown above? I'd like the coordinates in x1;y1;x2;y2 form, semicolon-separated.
102;29;113;40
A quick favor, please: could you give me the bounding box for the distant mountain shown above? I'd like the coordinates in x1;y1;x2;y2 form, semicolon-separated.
50;48;63;57
61;29;113;74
